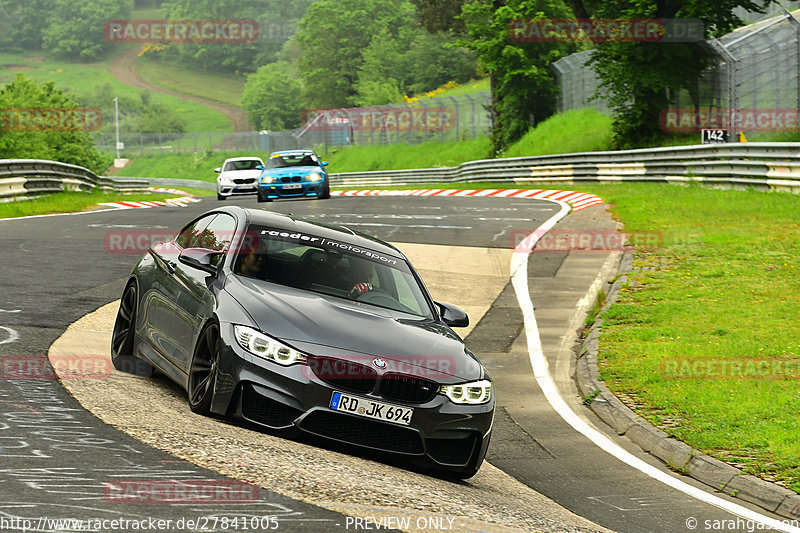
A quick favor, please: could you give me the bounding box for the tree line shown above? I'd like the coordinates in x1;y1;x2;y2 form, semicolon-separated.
240;0;766;153
0;0;766;160
416;0;763;153
243;0;477;131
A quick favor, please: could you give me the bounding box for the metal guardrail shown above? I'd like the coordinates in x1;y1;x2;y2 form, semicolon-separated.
330;142;800;192
7;143;800;200
0;159;149;200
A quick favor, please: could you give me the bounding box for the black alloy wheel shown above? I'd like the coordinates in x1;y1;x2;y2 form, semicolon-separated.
188;322;220;414
110;282;153;376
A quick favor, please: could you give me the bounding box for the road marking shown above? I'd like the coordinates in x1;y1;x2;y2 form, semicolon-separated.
511;199;800;533
0;310;21;314
0;326;19;345
86;224;168;229
0;207;131;222
332;188;604;211
336;222;473;229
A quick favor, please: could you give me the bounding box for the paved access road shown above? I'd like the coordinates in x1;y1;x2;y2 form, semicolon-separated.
0;195;787;532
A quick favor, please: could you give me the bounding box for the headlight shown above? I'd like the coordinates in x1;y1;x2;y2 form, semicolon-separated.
439;380;492;404
234;325;306;366
260;176;276;184
218;177;232;185
307;172;322;182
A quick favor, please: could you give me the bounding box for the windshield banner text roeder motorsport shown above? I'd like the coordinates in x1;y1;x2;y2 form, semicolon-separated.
257;228;401;267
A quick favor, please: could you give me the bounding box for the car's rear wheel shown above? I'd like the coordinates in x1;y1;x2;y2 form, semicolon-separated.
188;321;220;415
110;282;154;376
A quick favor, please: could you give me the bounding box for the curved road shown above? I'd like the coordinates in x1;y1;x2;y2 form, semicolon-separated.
0;195;792;532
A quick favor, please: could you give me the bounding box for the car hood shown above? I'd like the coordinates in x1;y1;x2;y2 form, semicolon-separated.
225;276;483;381
260;165;322;176
219;169;261;179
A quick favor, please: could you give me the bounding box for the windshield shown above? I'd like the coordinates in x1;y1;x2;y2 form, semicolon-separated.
234;225;433;319
265;152;318;169
223;159;262;171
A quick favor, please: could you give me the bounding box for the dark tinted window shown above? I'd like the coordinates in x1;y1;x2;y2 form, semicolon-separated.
265;152;318;169
223;159;262;171
235;225;432;318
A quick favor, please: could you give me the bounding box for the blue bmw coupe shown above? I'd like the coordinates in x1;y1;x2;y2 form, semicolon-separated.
256;150;330;202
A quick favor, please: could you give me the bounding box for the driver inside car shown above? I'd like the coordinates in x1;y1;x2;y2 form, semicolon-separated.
238;241;268;278
348;260;380;299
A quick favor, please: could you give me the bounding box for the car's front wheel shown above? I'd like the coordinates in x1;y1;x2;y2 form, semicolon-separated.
256;190;272;203
319;182;331;199
217;192;226;201
188;321;220;415
110;282;154;376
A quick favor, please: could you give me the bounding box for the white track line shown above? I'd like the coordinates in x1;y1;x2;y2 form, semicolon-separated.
0;326;20;345
511;198;800;533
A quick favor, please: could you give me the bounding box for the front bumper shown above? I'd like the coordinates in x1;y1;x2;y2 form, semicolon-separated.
218;184;257;197
257;181;326;199
211;324;494;473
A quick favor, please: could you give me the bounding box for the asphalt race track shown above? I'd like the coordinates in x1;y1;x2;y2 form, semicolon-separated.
0;194;793;532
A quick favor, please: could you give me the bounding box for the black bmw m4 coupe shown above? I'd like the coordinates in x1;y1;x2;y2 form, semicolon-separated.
111;206;494;477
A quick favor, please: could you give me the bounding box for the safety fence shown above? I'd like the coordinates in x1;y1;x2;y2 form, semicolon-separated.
552;8;800;140
93;92;492;156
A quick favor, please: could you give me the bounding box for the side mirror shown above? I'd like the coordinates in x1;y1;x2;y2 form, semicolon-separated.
320;161;329;167
256;165;264;170
179;247;224;274
436;302;469;328
214;167;221;173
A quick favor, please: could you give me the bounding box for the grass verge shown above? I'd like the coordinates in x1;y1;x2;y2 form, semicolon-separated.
0;190;193;219
119;138;494;180
577;183;800;493
136;56;246;108
501;108;613;157
121;150;254;182
320;138;492;172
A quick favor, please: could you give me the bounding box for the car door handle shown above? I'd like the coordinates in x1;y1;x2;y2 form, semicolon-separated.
165;260;177;274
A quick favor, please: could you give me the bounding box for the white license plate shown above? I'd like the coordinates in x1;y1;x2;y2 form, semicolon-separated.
282;183;302;190
329;391;413;426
